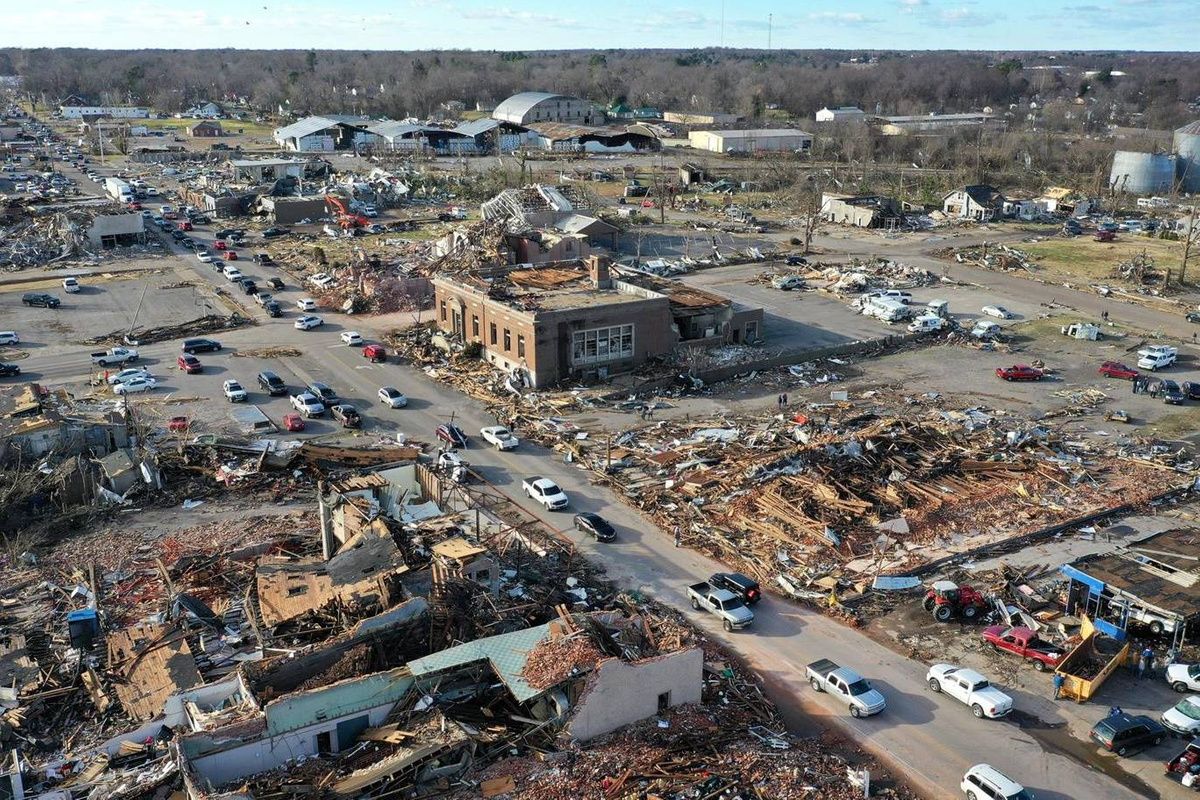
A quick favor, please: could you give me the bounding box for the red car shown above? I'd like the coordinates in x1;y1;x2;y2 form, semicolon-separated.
167;416;190;433
224;250;238;261
178;221;193;231
362;343;386;363
283;412;305;432
996;364;1044;381
1094;230;1116;242
127;201;142;211
177;354;203;374
213;240;228;251
1098;361;1139;380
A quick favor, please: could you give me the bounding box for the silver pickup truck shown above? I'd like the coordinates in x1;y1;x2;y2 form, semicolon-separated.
687;581;754;632
807;659;887;718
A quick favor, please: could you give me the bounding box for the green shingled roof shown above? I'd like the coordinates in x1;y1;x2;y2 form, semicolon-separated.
407;623;552;703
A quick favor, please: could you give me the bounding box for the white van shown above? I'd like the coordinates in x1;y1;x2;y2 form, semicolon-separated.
863;296;912;323
961;764;1030;800
907;314;946;333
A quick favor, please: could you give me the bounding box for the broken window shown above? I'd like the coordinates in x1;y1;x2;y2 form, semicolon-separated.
471;315;479;338
439;300;447;321
517;334;525;358
657;691;671;712
287;586;307;597
489;322;497;345
571;324;634;366
503;328;511;351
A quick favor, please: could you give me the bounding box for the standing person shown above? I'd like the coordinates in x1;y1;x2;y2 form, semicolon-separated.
673;525;682;548
781;392;788;409
1142;645;1155;679
1053;672;1065;700
1138;648;1149;679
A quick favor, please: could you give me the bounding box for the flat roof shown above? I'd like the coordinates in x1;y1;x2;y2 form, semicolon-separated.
703;128;812;139
1068;528;1200;616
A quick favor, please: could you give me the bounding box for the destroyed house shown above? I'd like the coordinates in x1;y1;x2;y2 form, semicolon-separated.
0;383;129;463
820;193;903;228
942;184;1005;221
1061;527;1200;641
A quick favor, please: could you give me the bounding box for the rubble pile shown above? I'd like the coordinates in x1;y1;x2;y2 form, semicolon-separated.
937;243;1037;273
817;257;941;294
79;313;253;347
1113;250;1163;284
0;204;138;269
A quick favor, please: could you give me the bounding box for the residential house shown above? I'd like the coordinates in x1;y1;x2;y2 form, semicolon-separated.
942;185;1005;221
188;120;222;138
184;101;223;118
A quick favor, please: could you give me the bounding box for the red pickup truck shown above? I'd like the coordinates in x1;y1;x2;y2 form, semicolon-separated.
981;625;1065;672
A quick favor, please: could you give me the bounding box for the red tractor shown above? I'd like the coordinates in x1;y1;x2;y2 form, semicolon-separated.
923;580;989;623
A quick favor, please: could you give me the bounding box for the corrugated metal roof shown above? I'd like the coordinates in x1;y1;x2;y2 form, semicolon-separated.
273;116;342;141
408;623;551;702
704;128;812;139
1176;120;1200;137
362;120;425;140
265;667;414;736
454;118;501;137
494;92;567;121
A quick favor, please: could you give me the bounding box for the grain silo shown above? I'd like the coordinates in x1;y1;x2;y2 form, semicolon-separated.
1109;150;1177;195
1174;120;1200;193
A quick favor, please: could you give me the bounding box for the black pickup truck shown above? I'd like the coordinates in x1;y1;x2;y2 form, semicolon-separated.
709;572;762;605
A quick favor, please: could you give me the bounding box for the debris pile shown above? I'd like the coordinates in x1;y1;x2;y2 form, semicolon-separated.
817;257;941;294
939;244;1037;273
1113;250;1162;284
78;313;253;346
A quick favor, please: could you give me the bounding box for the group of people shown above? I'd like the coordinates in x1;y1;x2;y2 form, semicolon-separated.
1131;375;1159;396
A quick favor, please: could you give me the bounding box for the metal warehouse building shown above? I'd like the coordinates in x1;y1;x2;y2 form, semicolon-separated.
687;128;813;154
492;92;602;126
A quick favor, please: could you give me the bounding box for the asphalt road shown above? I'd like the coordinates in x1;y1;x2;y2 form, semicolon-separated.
14;247;1173;800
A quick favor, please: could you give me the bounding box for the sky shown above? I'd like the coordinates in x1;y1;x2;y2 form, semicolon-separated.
1;0;1196;51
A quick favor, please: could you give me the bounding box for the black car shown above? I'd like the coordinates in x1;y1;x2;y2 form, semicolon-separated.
257;371;287;395
254;253;274;265
1159;379;1186;405
1089;713;1165;756
262;226;290;238
180;238;196;249
215;228;244;239
709;572;762;604
241;280;258;295
22;292;60;308
0;363;20;377
264;300;283;318
266;277;285;291
573;512;616;542
1186;311;1200;324
307;381;339;405
1184;382;1200;401
181;338;222;354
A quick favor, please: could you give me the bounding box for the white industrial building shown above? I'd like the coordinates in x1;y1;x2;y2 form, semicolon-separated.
58;105;149;119
273;116;373;151
815;106;866;124
492;92;602;126
687;128;813;154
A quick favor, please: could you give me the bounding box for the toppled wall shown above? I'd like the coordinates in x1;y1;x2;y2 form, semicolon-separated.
566;647;703;742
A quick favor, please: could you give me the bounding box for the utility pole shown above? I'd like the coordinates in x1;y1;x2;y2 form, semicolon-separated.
1182;204;1198;286
768;14;773;50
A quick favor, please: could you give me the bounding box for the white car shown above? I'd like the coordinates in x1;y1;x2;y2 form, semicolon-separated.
197;252;214;263
981;305;1015;320
378;387;408;408
1161;695;1200;737
222;379;248;402
112;376;157;395
0;331;19;346
294;315;324;331
290;392;325;418
340;331;364;346
1167;663;1200;693
480;425;519;450
107;368;152;386
926;664;1012;719
223;267;243;281
961;764;1030;800
296;298;318;312
308;272;335;289
522;476;569;511
61;277;80;293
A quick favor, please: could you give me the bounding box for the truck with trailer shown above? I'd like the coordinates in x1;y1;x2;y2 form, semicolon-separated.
104;177;133;203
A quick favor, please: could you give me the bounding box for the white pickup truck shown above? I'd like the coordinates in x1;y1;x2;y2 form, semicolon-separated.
926;664;1013;719
806;659;887;718
1137;345;1178;371
90;347;139;367
687;581;754;631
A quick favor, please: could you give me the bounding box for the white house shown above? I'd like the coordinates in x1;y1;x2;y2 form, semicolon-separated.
942;185;1005;221
183;101;223;118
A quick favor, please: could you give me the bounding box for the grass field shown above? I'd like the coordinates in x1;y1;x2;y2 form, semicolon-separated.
139;117;277;137
1021;235;1184;284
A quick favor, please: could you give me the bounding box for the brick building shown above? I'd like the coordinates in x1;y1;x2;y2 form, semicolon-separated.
432;256;763;387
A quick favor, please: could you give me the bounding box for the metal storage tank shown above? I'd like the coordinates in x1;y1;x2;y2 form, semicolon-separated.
1109;150;1176;195
1174;120;1200;193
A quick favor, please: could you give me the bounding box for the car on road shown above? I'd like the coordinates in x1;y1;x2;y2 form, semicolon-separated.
436;423;468;448
1187;310;1200;324
181;338;222;354
254;292;272;307
0;363;21;378
960;764;1032;800
107;368;153;386
296;298;318;312
224;250;239;261
1089;712;1165;756
254;253;273;264
363;344;386;362
1161;695;1200;738
262;226;290;238
573;512;615;542
709;572;762;605
264;300;283;317
294;315;324;330
282;412;305;432
239;280;258;296
926;664;1012;718
257;371;287;396
806;659;886;718
330;403;361;428
1168;663;1200;693
687;579;754;631
176;354;203;374
22;292;61;308
1158;379;1186;405
61;277;80;293
167;416;189;433
1098;361;1139;380
222;266;243;282
0;331;19;345
197;251;214;263
307;382;338;405
222;379;248;402
340;331;364;346
378;387;408;408
996;365;1043;382
213;240;228;251
266;277;285;291
112;376;157;395
480;425;519;450
981;305;1014;320
522;476;569;511
290;392;325;418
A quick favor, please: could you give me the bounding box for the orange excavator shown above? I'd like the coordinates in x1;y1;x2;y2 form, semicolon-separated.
324;194;369;230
